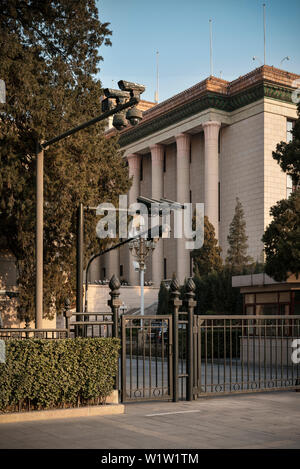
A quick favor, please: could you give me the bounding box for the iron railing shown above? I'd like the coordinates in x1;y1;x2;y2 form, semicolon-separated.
193;315;300;397
121;315;173;402
0;328;68;340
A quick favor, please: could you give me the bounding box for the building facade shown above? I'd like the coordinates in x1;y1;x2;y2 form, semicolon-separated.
95;66;299;286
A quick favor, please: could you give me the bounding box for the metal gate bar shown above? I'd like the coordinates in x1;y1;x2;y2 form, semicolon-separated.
121;315;173;402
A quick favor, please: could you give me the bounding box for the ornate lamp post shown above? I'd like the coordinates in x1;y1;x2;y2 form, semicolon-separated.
128;236;158;315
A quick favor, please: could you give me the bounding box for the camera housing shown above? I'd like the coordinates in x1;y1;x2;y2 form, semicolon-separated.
118;80;145;96
103;88;131;99
112;112;127;131
126;106;143;126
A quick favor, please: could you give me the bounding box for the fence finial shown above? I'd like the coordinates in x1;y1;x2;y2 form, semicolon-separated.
109;274;121;292
170;276;180;292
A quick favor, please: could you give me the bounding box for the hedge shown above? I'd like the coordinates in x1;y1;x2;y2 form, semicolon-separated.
0;338;120;413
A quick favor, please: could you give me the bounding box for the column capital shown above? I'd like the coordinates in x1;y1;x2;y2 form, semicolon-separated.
175;133;191;154
202;121;221;138
127;153;140;172
150;144;164;162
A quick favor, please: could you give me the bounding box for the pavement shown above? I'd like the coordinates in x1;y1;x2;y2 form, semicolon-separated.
0;392;300;449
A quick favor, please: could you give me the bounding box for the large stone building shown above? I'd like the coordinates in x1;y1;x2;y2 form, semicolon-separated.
95;65;299;287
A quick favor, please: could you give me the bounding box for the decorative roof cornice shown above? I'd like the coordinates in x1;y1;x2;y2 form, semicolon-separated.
117;66;299;148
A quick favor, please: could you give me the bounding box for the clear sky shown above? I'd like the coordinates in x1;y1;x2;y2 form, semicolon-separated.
96;0;300;103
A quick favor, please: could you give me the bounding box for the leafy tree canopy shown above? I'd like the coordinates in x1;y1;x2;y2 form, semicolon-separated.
262;190;300;281
0;1;130;320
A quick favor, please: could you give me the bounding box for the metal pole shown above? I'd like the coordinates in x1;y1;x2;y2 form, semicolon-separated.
140;268;144;316
263;3;266;65
209;19;213;76
35;141;44;328
76;203;84;313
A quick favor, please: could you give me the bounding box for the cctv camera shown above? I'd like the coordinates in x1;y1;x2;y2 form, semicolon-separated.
126;106;143;126
101;97;115;113
103;88;131;99
112;112;127;131
118;80;145;95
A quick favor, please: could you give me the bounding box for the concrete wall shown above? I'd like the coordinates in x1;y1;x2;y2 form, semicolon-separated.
87;284;159;313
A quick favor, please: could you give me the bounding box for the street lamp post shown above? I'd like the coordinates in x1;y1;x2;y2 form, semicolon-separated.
34;80;145;328
128;237;157;316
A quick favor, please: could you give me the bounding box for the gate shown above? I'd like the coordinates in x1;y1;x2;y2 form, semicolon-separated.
121;315;173;402
193;315;300;397
58;274;300;403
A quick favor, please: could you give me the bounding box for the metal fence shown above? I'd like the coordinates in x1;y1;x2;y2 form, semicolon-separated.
1;275;299;404
193;315;300;397
121;315;173;402
0;328;68;340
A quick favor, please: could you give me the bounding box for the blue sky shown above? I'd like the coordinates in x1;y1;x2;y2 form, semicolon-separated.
96;0;300;103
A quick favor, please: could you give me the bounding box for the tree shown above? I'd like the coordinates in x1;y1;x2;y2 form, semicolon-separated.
272;104;300;188
262;190;300;281
226;198;253;273
157;282;172;315
191;216;222;277
193;269;243;315
262;100;300;281
0;1;131;320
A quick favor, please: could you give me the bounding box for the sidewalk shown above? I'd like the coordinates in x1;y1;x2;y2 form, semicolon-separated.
0;392;299;449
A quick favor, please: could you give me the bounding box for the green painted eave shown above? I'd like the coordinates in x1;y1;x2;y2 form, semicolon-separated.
119;82;294;148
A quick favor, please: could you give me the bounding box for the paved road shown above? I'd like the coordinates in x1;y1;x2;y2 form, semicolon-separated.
0;392;300;449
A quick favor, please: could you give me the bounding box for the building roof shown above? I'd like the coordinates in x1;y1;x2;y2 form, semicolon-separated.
114;65;299;147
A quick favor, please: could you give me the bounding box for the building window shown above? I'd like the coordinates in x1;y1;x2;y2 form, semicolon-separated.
120;265;123;277
164;258;167;279
163;151;166;172
102;267;106;279
286;120;294;143
189;190;192;203
140;157;143;181
287;174;293;198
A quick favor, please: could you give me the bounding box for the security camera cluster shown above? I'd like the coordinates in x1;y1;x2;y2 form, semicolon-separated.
101;80;145;130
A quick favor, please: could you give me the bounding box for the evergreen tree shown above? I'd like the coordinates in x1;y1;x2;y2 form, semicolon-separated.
0;1;131;320
191;216;223;277
157;282;172;315
262;189;300;281
226;198;253;273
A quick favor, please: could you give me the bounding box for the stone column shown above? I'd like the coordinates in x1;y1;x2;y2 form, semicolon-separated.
150;144;164;286
202;121;221;240
175;133;191;285
127;154;140;286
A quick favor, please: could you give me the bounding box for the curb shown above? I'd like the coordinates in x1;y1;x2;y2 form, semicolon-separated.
0;404;124;424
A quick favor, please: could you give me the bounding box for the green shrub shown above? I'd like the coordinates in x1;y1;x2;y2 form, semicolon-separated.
0;338;120;413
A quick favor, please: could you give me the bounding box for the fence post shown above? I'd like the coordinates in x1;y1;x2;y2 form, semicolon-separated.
108;274;121;392
64;298;72;338
108;274;121;339
185;278;196;401
170;277;182;402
